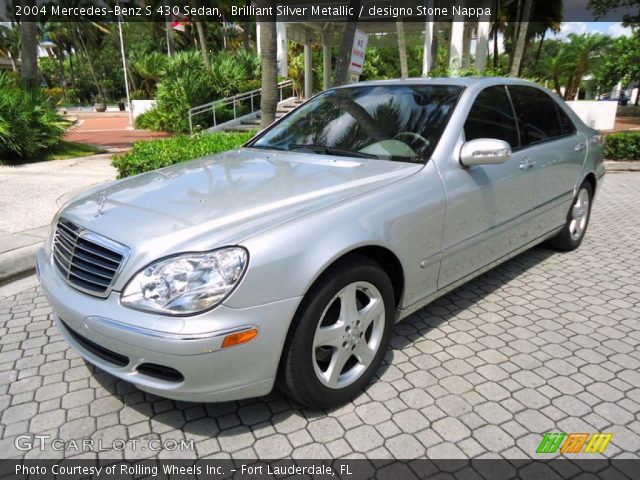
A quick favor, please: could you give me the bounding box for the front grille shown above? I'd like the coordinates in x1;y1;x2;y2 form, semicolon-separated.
61;320;129;367
52;218;128;297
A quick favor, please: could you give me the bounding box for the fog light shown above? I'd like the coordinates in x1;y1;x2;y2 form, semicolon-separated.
221;328;258;348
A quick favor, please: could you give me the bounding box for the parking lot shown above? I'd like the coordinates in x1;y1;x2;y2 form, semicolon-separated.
1;172;638;460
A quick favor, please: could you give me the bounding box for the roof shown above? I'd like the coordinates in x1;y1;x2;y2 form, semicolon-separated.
333;77;541;89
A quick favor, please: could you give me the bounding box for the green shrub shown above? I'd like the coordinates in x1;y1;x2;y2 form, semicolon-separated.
137;50;262;134
0;72;70;163
112;131;255;178
209;52;248;98
605;131;640;161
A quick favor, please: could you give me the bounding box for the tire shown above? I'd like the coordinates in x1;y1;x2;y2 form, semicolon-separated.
279;256;395;409
547;181;593;251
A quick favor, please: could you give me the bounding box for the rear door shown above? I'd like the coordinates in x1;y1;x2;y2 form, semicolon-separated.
507;86;586;235
437;85;536;289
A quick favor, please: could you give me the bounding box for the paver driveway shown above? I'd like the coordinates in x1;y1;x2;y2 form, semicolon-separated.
1;173;639;460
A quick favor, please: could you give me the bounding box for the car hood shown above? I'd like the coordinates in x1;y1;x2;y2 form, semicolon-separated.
60;148;422;258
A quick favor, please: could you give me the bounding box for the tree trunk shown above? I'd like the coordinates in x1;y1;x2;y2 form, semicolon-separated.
195;21;210;70
492;0;500;70
257;2;277;129
564;74;574;100
334;0;361;87
430;22;439;75
68;50;77;92
396;21;409;79
20;20;38;89
76;27;106;101
243;0;251;51
534;29;546;67
509;0;532;77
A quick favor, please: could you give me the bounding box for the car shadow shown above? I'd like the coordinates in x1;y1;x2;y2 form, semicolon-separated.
90;245;558;438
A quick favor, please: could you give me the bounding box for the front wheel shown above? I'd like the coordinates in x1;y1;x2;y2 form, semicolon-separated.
279;256;395;408
547;182;593;251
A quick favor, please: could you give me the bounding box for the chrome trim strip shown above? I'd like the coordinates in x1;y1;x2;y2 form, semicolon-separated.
441;189;572;257
91;316;258;341
398;224;564;321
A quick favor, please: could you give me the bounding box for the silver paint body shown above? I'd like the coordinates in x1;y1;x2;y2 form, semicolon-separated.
36;78;604;402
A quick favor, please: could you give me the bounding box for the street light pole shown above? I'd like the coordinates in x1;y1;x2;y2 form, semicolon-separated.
116;3;133;128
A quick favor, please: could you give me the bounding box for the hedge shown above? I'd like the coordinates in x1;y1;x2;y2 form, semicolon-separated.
112;131;255;178
605;131;640;161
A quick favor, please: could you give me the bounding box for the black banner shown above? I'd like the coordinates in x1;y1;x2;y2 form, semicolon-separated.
1;459;639;480
1;0;638;23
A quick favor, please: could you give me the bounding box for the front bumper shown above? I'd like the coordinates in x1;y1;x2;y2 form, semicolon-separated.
36;248;302;402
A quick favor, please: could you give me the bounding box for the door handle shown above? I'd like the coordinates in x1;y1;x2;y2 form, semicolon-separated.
574;142;586;152
519;157;535;170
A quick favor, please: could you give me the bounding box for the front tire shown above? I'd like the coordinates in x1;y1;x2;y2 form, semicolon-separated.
547;181;593;251
279;256;395;409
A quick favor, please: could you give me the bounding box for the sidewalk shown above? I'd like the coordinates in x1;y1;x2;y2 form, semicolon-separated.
0;153;116;284
65;116;169;149
1;113;171;285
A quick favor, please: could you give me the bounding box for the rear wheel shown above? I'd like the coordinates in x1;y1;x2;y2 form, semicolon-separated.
547;181;593;251
279;256;395;408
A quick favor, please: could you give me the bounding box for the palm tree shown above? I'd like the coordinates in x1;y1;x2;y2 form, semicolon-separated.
562;33;608;100
132;52;167;97
20;19;38;88
256;0;277;129
509;0;533;77
396;21;408;79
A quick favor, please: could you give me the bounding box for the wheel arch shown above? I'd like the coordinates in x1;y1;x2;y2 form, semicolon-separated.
582;172;597;193
316;245;405;309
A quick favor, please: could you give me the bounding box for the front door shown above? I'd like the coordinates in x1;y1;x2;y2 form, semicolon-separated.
437;85;536;289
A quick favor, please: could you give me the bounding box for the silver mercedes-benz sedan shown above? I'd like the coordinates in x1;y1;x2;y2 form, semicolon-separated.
36;78;604;408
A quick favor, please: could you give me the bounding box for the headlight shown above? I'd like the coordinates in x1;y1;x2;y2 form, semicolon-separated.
121;247;248;315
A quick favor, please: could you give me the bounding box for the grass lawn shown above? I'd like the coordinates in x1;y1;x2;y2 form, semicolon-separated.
42;141;105;160
0;141;105;165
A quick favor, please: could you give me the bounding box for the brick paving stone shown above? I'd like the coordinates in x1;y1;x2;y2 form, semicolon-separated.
0;173;639;459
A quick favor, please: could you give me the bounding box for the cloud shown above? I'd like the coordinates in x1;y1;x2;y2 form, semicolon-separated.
607;24;632;38
553;22;589;38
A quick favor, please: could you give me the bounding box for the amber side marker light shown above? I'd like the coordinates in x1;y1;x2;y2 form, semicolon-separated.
221;328;258;348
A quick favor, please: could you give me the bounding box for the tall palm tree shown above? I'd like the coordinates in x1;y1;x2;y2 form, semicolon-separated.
562;33;608;100
20;18;38;88
396;21;408;79
509;0;533;76
256;0;277;129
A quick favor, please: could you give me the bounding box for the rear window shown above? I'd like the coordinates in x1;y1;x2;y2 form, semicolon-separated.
508;86;568;147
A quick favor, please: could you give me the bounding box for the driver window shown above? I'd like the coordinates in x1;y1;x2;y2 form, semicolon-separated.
464;86;519;149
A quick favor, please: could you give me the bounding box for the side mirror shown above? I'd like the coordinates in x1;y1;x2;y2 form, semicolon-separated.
460;138;511;167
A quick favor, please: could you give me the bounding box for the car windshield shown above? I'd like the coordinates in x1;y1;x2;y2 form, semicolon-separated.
249;84;464;163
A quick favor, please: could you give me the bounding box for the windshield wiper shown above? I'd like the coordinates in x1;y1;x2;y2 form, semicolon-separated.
287;144;379;160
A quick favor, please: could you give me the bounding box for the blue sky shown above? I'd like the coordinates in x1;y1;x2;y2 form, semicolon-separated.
554;22;633;38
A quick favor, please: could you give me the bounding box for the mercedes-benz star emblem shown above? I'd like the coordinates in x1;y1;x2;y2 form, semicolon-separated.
95;193;106;217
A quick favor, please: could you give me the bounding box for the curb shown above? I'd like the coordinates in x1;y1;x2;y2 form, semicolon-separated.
0;242;41;286
604;161;640;172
